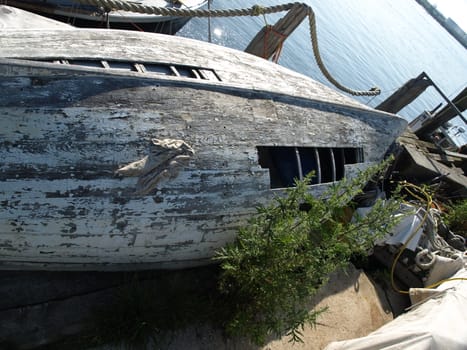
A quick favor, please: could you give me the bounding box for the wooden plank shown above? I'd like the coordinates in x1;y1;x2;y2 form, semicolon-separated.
396;144;467;196
375;72;432;113
445;149;467;160
433;86;467;120
415;86;467;137
245;3;308;59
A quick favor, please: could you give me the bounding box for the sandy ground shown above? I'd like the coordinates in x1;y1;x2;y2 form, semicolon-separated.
157;265;394;350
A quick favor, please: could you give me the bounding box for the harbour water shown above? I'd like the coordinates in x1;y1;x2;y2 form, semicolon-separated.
178;0;467;144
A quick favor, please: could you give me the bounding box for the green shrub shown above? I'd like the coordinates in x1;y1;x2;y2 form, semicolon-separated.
214;159;402;345
80;160;402;349
444;199;467;238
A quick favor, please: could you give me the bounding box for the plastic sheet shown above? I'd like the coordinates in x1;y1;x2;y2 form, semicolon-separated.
325;268;467;350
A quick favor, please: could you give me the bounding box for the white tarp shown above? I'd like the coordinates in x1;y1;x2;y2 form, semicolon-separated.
324;268;467;350
355;203;426;251
356;202;465;287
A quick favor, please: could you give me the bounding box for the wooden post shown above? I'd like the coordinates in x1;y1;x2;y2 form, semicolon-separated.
375;72;432;113
415;86;467;138
244;3;307;60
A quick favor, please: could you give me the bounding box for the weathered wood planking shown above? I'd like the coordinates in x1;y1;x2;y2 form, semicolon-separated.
0;27;381;110
0;22;407;270
0;4;73;29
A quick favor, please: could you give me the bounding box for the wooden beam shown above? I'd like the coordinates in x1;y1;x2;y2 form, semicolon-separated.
415;87;467;137
435;86;467;119
245;3;307;60
375;72;432;113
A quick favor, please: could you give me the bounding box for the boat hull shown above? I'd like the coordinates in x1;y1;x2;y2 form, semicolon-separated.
5;0;205;34
22;11;191;34
0;62;403;270
0;24;407;270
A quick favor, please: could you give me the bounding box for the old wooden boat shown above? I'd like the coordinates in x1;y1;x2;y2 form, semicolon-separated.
0;6;407;270
5;0;207;34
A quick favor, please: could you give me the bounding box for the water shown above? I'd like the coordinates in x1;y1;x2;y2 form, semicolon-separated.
178;0;467;145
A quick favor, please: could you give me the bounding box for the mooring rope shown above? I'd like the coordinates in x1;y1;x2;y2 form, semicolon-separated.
75;0;381;96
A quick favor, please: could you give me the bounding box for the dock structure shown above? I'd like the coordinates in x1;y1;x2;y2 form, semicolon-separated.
415;87;467;138
376;72;466;143
375;72;432;114
394;131;467;198
376;72;466;197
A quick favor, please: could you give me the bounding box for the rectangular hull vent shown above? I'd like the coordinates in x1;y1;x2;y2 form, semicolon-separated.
257;146;364;188
33;59;221;81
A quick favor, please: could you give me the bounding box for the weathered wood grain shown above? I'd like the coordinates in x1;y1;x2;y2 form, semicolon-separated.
0;27;387;110
0;4;73;29
0;25;407;270
245;3;308;59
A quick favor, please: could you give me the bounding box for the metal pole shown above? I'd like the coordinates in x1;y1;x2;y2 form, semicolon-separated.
208;0;212;43
423;72;467;124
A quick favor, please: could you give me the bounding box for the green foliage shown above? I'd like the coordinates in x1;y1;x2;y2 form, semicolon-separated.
443;199;467;238
214;159;402;345
71;159;403;349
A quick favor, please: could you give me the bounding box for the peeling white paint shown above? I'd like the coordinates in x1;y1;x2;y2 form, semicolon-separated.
0;27;407;270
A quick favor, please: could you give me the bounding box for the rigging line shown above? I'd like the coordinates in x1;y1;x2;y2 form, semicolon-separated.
365;85;403;105
74;0;381;96
207;0;211;43
390;182;435;295
365;95;378;105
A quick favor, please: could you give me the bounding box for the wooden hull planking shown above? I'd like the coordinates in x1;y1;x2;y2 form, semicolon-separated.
0;26;407;270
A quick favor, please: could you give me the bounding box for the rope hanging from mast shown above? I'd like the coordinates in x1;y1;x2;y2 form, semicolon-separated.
75;0;381;96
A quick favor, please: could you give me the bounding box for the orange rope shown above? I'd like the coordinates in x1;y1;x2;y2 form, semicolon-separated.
263;25;287;62
272;41;284;63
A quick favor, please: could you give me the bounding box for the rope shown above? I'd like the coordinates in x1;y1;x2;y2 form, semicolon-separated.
303;6;380;96
389;182;467;295
264;26;287;63
75;1;294;18
74;0;381;96
425;277;467;289
390;182;432;294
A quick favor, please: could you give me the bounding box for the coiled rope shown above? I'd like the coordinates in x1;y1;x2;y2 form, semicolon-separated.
76;0;381;96
390;182;467;294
